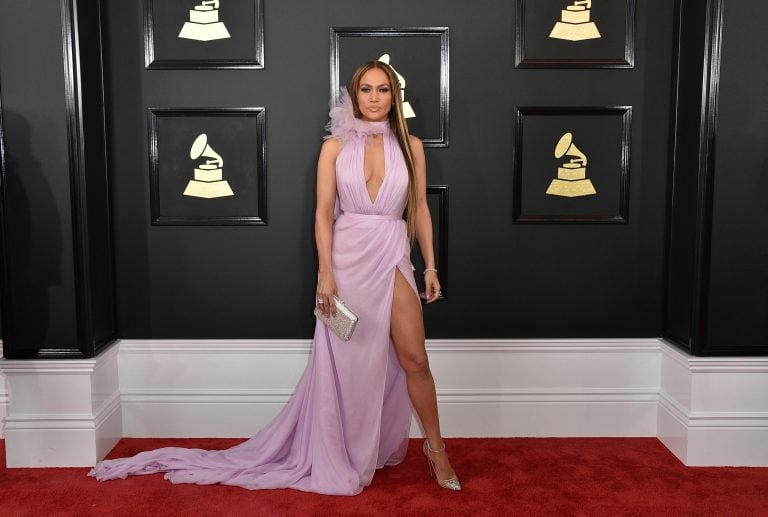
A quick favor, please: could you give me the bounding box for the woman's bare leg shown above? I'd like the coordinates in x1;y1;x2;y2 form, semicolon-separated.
390;268;456;481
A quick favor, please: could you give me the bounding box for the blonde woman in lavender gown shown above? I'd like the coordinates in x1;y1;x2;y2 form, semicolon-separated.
89;61;460;495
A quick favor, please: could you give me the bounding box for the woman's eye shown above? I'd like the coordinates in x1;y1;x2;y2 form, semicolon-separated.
360;87;371;93
379;88;390;93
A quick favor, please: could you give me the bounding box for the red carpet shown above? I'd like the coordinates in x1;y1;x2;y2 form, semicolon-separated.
1;438;767;516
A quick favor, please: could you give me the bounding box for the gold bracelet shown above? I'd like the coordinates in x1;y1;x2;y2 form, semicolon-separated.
423;268;438;275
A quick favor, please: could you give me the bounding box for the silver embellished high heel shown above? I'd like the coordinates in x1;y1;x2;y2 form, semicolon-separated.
423;440;461;491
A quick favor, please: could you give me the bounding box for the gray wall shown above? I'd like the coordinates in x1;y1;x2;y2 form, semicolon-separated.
105;0;673;339
0;0;79;354
2;1;764;356
665;0;767;355
706;0;768;351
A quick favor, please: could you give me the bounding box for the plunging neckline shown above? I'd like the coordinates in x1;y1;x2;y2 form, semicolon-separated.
363;132;388;205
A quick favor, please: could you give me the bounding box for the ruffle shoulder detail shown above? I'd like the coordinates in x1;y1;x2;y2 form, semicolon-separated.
324;89;387;143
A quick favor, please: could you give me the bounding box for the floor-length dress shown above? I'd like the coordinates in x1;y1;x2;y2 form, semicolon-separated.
89;92;419;496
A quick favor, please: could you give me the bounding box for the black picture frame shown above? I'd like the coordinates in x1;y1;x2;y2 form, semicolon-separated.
144;0;264;69
330;27;450;147
411;185;449;300
148;107;267;225
513;106;632;223
515;0;635;68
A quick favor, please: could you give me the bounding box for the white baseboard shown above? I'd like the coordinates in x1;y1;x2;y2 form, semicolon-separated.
119;339;311;437
0;343;122;467
657;342;768;466
3;338;767;467
119;338;662;438
0;369;7;439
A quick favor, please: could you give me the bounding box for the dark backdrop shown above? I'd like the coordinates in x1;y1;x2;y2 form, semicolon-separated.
0;0;78;353
102;0;673;339
705;0;768;351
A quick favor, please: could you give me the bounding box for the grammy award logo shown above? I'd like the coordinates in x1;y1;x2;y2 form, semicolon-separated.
549;0;601;41
546;132;597;197
178;0;231;41
378;54;416;119
183;133;234;199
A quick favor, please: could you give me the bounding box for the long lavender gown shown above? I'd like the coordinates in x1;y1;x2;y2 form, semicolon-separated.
89;92;418;496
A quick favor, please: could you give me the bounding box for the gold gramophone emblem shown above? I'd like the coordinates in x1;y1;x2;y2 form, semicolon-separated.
178;0;231;41
183;133;234;199
378;54;416;119
549;0;601;41
546;132;597;197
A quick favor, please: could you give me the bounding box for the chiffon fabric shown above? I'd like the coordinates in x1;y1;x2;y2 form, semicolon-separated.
88;91;418;496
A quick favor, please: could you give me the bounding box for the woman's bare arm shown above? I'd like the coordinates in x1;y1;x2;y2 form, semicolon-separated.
410;135;441;303
315;138;341;316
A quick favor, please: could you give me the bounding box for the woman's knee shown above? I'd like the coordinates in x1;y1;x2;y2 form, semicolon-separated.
399;350;430;377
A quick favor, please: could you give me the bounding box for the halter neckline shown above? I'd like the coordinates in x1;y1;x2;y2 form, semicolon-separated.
325;89;390;142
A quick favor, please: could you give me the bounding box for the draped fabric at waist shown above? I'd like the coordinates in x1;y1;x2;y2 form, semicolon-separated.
332;211;410;285
337;212;404;221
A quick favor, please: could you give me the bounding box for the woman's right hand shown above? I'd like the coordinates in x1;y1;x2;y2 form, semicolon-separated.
315;270;338;318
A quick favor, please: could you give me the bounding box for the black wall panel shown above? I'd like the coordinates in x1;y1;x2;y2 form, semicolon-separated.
0;0;116;358
705;0;768;352
664;0;709;353
663;0;767;356
65;0;117;354
104;0;673;339
0;0;79;354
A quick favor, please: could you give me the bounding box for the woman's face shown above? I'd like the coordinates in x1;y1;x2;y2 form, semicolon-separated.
356;68;393;122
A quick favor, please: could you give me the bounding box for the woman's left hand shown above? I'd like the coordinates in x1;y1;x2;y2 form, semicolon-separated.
421;271;442;304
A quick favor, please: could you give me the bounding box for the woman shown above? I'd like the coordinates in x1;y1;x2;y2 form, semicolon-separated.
89;61;459;495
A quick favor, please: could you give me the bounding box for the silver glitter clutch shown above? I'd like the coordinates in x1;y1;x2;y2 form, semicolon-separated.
314;297;359;341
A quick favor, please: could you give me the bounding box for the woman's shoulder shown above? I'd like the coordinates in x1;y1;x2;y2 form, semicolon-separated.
407;134;424;160
408;134;424;150
320;136;343;157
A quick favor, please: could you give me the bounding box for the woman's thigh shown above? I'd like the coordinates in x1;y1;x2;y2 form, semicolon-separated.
390;268;427;365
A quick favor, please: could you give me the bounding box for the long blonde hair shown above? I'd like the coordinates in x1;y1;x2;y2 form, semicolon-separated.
348;61;418;241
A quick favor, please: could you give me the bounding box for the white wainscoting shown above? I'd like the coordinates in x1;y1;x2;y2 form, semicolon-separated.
119;339;662;438
657;343;768;466
119;340;312;438
0;343;122;467
3;338;767;467
0;368;7;439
